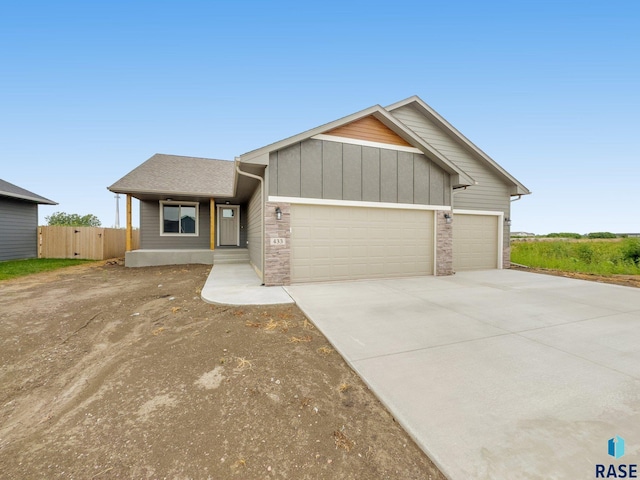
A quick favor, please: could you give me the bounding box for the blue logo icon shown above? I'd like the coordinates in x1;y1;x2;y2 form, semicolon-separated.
608;436;625;459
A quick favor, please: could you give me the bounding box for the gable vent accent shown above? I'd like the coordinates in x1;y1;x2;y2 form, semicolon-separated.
324;115;413;147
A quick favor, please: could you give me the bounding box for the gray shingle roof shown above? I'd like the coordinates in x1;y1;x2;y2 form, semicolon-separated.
108;154;235;197
0;178;57;204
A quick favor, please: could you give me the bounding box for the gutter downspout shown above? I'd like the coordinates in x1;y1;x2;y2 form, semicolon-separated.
235;160;265;284
511;195;522;202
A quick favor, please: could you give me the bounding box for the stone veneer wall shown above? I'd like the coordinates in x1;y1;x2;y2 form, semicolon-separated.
436;210;453;276
503;226;511;268
264;202;291;286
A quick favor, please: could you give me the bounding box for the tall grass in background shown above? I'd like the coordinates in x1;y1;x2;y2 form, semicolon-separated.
511;239;640;275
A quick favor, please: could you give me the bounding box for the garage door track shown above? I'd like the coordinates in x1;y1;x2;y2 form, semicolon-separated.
285;269;640;479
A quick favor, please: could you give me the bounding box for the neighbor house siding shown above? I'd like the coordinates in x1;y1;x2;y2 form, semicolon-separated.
391;104;511;213
140;200;210;249
0;198;38;261
268;138;450;206
247;185;262;274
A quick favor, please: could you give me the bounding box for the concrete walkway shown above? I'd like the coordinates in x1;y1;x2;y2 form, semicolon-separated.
201;264;294;305
285;270;640;479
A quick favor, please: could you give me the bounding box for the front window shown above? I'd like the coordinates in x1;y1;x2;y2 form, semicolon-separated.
161;202;198;235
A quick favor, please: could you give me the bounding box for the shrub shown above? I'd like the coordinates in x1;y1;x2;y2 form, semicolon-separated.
621;238;640;265
586;232;617;239
545;232;583;239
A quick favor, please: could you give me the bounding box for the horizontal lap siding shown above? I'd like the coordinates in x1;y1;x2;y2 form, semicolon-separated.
391;105;510;214
247;186;262;273
0;198;38;260
269;139;449;206
140;200;210;249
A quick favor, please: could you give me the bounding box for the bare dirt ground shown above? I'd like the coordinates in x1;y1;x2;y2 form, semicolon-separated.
511;264;640;288
0;262;444;480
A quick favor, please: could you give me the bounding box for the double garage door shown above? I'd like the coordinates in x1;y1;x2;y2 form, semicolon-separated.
291;204;434;283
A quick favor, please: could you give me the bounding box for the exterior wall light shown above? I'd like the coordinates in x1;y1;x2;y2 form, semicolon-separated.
275;206;282;221
444;213;452;224
505;217;512;226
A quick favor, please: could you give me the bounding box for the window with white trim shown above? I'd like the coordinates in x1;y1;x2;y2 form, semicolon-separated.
160;201;198;235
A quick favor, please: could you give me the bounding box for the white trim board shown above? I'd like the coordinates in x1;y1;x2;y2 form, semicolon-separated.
453;209;503;216
269;196;451;211
311;134;424;154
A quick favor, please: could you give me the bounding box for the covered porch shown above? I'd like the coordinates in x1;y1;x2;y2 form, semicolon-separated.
108;154;264;269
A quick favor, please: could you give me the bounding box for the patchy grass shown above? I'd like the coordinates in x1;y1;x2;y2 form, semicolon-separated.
0;258;96;281
511;239;640;275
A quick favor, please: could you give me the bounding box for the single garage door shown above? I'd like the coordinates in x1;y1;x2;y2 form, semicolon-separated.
453;213;499;271
291;204;433;283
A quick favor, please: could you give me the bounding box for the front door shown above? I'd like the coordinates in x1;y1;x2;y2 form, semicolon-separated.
218;205;239;246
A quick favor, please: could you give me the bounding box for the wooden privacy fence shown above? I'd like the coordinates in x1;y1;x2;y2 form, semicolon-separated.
38;226;140;260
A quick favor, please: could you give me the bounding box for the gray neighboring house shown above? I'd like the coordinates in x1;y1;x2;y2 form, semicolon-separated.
109;95;530;285
0;179;57;261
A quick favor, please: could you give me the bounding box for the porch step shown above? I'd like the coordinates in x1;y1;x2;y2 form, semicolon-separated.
213;248;250;264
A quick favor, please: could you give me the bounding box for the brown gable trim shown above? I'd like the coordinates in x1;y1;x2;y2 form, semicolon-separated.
324;115;412;147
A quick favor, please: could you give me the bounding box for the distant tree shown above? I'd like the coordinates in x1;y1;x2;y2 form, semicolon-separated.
545;232;583;239
46;212;102;227
586;232;617;239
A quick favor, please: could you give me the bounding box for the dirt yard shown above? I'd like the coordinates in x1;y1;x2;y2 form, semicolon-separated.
0;262;444;480
511;264;640;288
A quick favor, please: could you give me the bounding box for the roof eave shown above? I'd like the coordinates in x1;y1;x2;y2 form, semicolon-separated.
239;104;475;186
386;96;531;195
369;109;474;183
107;186;233;198
239;105;386;164
0;191;57;205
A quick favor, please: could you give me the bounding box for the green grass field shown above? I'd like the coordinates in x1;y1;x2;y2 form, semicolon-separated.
0;258;96;281
511;239;640;276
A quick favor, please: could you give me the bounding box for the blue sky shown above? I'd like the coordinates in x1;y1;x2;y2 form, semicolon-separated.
1;0;638;234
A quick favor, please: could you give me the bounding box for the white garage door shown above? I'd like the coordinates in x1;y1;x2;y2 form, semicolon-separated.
291;204;433;283
453;213;499;271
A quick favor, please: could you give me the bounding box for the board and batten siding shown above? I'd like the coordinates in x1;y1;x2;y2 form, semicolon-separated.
268;138;451;206
247;185;262;273
390;104;511;215
140;200;211;249
0;198;38;261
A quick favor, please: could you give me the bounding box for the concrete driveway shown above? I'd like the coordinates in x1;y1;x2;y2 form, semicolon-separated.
285;270;640;479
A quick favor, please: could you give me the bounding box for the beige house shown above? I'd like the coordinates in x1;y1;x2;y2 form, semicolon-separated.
109;96;530;285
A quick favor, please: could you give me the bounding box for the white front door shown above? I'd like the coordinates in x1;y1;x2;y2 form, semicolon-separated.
218;205;239;246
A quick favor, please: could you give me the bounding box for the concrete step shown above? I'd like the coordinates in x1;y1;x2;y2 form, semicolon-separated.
213;249;250;264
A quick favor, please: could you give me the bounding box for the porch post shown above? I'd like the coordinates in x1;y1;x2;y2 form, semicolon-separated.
126;194;133;252
210;198;215;250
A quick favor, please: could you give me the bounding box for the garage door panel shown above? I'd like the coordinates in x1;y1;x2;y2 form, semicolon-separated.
453;214;499;271
291;204;433;283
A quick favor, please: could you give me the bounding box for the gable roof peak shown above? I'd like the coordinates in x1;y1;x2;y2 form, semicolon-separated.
386;96;531;195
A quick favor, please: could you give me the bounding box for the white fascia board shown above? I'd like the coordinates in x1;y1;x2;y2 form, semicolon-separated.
0;191;57;204
387;96;530;195
238;152;270;165
269;196;451;211
239;105;383;163
311;134;423;154
453;209;504;216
